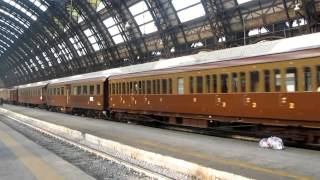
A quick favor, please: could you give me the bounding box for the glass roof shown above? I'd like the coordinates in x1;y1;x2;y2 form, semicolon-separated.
0;0;312;86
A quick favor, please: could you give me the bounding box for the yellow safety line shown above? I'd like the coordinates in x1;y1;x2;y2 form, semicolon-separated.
0;130;64;180
141;140;314;180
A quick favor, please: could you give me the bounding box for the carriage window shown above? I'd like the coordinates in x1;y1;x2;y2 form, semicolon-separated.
264;70;271;92
240;72;246;92
122;83;126;95
168;79;172;94
286;68;297;92
96;84;101;95
152;80;156;94
54;88;57;95
232;73;238;92
73;87;77;95
61;87;64;95
250;71;259;92
130;82;133;94
134;82;138;94
212;75;217;93
177;77;184;95
274;69;281;92
221;74;228;93
196;76;203;93
83;85;88;95
304;67;312;91
317;66;320;91
147;80;152;94
77;86;81;95
138;81;142;94
162;79;167;94
189;77;194;94
142;81;145;94
126;82;129;94
156;80;161;94
112;84;116;95
90;85;94;95
116;83;119;95
206;75;211;93
57;88;61;95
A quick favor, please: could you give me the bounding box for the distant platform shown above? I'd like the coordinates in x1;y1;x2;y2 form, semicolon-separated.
0;114;93;180
1;104;320;180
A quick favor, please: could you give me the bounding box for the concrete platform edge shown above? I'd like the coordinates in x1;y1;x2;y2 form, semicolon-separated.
0;108;250;180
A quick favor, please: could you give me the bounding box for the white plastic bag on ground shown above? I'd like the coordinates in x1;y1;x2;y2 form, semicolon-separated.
259;136;285;150
259;138;269;148
267;136;285;150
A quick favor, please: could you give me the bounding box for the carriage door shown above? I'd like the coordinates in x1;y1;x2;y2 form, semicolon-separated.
66;85;71;105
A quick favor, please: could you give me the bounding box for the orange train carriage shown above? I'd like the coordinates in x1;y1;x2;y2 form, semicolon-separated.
46;77;107;115
108;47;320;129
0;88;18;104
2;33;320;143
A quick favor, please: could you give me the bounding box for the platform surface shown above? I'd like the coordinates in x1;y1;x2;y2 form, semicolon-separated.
2;104;320;180
0;114;94;180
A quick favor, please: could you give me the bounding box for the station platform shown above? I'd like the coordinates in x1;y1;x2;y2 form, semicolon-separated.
1;104;319;180
0;114;93;180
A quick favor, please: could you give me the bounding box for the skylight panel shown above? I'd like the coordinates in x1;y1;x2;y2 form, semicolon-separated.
39;5;47;12
83;28;101;51
129;1;158;35
42;52;52;67
103;17;115;28
0;19;24;34
78;16;84;24
107;26;119;36
172;0;202;10
172;0;206;23
0;8;29;28
140;22;158;34
0;39;10;48
3;0;38;21
84;29;93;37
0;45;7;51
50;47;62;64
103;17;125;44
0;33;14;43
29;0;48;12
112;35;124;44
0;26;19;39
134;12;153;25
57;42;73;61
129;1;148;16
69;35;86;56
176;4;205;23
96;2;105;12
237;0;252;4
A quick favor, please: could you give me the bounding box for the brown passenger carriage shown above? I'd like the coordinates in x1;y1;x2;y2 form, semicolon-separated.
0;89;10;102
108;47;320;132
0;88;18;104
18;84;47;106
47;77;107;115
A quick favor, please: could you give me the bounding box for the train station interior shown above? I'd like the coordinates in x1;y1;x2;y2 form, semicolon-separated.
0;0;319;179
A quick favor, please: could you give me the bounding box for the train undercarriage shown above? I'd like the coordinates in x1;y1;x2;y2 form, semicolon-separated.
11;102;320;149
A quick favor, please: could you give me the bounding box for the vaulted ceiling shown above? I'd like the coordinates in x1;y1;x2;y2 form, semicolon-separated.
0;0;319;87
